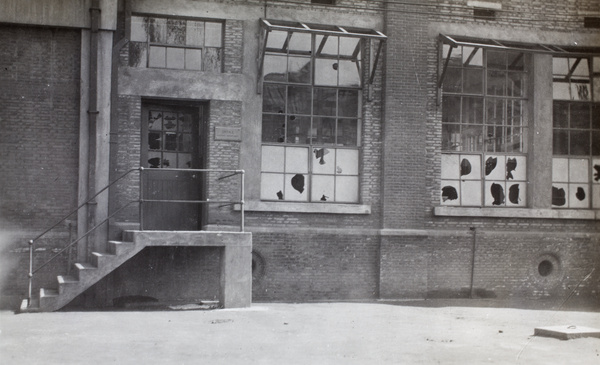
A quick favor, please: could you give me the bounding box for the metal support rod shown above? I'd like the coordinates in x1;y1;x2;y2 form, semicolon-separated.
469;227;477;299
139;167;144;231
240;170;245;232
28;240;33;306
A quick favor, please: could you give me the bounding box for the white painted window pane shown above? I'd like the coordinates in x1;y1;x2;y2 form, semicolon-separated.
339;37;359;57
553;82;571;100
335;176;359;203
315;59;338;86
312;175;335;202
552;183;568;207
485;181;506;206
569;184;589;208
441;154;460;179
205;22;222;47
148;46;166;68
553;58;569;75
316;35;338;55
185;49;202;70
593;185;600;209
262;146;285;172
459;155;481;180
312;148;335;174
130;16;147;42
336;149;358;175
569;158;589;182
285;147;308;173
186;21;204;46
288;32;311;53
462;46;482;66
441;180;460;205
484;155;505;180
506;155;526;181
166;47;185;69
261;173;284;200
506;182;526;207
285;173;309;201
552;158;569;182
461;180;481;206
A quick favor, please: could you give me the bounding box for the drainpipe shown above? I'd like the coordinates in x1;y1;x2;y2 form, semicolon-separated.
86;0;101;257
469;227;477;299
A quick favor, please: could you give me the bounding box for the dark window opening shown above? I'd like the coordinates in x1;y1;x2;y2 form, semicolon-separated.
584;17;600;29
473;8;496;20
538;260;553;277
312;0;335;4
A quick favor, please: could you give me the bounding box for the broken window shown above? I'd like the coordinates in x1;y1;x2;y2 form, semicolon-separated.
259;20;385;203
439;38;529;207
552;56;600;209
129;15;223;72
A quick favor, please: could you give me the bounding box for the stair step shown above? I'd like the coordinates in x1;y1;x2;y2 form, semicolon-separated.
57;275;78;295
20;298;40;313
91;251;116;267
108;240;134;255
74;262;96;281
40;288;58;298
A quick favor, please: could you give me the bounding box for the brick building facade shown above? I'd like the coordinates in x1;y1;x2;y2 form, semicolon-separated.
0;0;598;310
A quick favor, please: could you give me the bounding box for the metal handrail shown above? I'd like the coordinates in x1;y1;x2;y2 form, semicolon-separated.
27;167;245;307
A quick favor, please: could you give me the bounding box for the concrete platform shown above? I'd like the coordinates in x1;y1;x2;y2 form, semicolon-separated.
534;325;600;340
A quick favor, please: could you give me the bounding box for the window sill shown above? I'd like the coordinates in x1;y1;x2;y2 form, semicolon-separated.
238;200;371;214
433;206;599;220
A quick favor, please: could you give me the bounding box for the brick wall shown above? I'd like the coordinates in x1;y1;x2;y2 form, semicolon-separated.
0;25;81;308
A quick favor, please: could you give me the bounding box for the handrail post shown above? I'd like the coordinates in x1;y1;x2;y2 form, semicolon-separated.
28;239;33;306
240;170;245;232
139;167;144;231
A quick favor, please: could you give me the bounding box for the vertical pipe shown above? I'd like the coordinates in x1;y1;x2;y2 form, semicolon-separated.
139;167;144;231
28;240;33;306
469;227;477;299
240;170;245;232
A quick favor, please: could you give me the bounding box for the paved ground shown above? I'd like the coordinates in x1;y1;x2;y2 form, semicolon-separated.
1;300;599;364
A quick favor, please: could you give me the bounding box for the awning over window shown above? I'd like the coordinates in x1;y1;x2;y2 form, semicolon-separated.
438;34;600;89
258;18;387;92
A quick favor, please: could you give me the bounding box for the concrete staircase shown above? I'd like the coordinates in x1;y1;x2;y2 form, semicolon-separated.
20;232;143;313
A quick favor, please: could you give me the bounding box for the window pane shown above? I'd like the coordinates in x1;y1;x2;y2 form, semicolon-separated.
443;67;462;93
148;46;166;68
263;54;287;81
339;37;359;57
337;119;358;146
569;159;589;183
592;104;600;129
312;148;335;174
486;98;505;125
147;18;166;43
286;116;310;144
316;35;338;55
288;56;311;83
443;44;462;67
461;125;483;151
262;114;285;143
204;22;222;47
487;70;505;96
572;82;591;101
203;48;222;73
148;151;162;168
286;147;309;173
177;154;192;168
336;149;359;175
593;131;600;156
338;90;359;117
442;124;461;151
285;173;309;201
261;173;284;200
263;84;286;113
149;111;163;130
553;130;569;155
507;72;525;97
463;68;483;94
552;158;569;182
186;21;204;46
312;175;335;202
178;134;192;152
442;96;461;124
166;47;185;69
461;180;482;206
261;146;285;172
335;176;359;202
338;59;361;87
553;82;571;100
507;52;524;71
162;152;176;167
553;102;568;128
462;97;483;124
266;30;288;50
130;16;147;42
164;133;177;150
462;46;482;66
167;19;186;45
487;50;506;70
315;58;338;86
148;132;161;150
570;131;590;155
288;32;311;53
570;103;590;129
314;88;337;116
288;86;312;114
313;117;336;145
185;49;202;70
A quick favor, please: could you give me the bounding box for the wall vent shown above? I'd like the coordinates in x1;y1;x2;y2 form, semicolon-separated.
312;0;335;4
474;8;496;20
584;17;600;28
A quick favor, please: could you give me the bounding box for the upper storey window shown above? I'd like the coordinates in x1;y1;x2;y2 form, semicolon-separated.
258;19;385;203
129;15;223;72
552;56;600;209
439;36;529;207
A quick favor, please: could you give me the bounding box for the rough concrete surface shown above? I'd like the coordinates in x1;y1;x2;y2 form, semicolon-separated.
1;301;599;364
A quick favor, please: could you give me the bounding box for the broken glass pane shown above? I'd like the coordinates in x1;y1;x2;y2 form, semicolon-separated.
148;133;161;150
443;44;462;67
177;154;192;168
311;175;334;202
147;151;162;168
162;152;176;167
285;173;309;201
163;113;177;129
260;173;285;200
149;111;163;130
312;148;335;174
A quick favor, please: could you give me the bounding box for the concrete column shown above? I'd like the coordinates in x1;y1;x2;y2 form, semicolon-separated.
528;53;553;209
219;244;252;308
